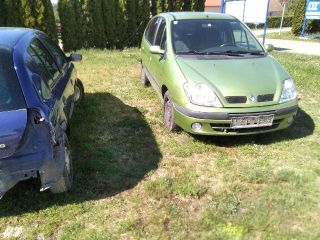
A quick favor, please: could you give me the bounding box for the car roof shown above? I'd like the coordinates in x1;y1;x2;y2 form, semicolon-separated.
0;28;37;48
161;12;236;21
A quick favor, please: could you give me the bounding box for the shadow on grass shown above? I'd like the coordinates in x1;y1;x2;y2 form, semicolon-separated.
193;108;315;147
0;93;162;216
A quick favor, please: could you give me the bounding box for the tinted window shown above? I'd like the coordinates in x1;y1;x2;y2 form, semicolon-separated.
28;39;60;87
41;37;67;70
145;17;161;44
154;19;166;46
0;47;26;111
172;19;264;54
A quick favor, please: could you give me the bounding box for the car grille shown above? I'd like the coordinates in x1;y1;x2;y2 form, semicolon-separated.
257;94;274;102
225;94;274;104
225;96;247;103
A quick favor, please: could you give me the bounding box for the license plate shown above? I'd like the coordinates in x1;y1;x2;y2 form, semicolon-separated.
230;114;274;129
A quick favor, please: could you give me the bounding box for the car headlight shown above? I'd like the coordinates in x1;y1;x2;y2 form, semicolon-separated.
184;82;223;107
279;79;297;103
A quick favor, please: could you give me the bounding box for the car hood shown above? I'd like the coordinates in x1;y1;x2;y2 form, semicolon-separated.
176;55;289;107
0;109;27;159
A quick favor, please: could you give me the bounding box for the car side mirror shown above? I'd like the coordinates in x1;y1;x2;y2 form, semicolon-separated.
149;46;165;55
265;44;274;53
68;53;82;62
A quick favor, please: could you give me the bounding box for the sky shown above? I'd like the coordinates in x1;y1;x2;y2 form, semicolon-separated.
51;0;57;4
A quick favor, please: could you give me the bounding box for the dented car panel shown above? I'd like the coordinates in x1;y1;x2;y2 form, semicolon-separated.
0;28;83;198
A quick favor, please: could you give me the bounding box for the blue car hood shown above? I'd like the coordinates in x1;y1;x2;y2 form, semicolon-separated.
0;109;27;159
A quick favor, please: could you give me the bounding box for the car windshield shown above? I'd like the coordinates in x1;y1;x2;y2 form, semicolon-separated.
0;46;26;112
172;19;265;55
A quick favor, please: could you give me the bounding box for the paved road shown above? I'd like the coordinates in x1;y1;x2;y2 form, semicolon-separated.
251;28;320;56
260;38;320;56
251;27;291;36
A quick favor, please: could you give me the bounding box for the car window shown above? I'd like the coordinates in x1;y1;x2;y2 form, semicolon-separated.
160;29;167;50
145;17;161;44
28;39;60;87
26;46;52;100
41;37;67;70
154;18;166;46
172;19;264;54
0;47;26;111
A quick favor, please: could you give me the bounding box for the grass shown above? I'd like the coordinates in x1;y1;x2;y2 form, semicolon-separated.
0;49;319;239
258;31;320;42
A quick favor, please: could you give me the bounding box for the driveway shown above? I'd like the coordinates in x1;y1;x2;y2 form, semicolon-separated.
258;38;320;56
251;27;320;56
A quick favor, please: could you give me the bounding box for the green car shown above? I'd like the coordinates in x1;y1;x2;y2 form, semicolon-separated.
140;12;298;135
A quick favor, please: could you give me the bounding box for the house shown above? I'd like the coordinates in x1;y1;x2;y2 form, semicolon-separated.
205;0;283;16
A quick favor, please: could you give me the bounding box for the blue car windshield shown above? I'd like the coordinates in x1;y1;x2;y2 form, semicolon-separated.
0;47;26;112
172;19;265;55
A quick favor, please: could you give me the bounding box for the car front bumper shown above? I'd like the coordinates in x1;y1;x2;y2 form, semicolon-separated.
173;101;298;135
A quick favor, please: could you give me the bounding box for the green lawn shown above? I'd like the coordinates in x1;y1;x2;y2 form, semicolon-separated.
0;49;319;239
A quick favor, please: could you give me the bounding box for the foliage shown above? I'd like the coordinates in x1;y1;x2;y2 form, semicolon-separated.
58;0;78;51
1;0;57;41
292;0;320;36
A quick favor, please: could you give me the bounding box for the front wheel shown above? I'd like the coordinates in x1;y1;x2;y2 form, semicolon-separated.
50;134;73;194
163;91;178;132
74;79;84;103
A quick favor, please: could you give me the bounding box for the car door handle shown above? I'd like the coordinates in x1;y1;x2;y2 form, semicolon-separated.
34;115;45;124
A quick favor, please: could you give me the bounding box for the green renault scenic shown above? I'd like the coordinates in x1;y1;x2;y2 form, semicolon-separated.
140;12;298;135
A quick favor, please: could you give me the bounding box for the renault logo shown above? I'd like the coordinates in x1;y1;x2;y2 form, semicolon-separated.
0;144;6;149
249;94;257;102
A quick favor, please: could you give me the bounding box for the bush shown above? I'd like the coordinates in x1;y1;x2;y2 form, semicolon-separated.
292;0;320;36
246;16;293;29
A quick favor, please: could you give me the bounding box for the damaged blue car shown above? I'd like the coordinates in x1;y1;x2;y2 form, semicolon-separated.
0;28;84;198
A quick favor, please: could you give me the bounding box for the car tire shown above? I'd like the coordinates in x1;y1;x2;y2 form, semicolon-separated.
74;79;84;103
163;91;178;132
50;133;73;194
140;66;149;87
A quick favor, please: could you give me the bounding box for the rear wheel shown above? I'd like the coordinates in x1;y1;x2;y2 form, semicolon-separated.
163;91;178;132
140;67;149;86
50;134;73;194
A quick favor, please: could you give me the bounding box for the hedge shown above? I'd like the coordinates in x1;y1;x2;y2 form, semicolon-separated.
246;16;293;29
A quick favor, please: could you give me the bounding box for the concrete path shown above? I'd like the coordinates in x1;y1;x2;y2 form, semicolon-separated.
251;28;320;56
256;38;320;56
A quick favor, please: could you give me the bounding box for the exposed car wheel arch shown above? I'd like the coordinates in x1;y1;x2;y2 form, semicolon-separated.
161;85;168;99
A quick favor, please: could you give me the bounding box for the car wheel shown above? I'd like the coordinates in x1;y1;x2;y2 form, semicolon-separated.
140;66;149;86
163;91;178;131
74;79;84;102
50;134;73;194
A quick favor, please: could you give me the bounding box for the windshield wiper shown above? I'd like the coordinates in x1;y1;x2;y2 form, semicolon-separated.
224;50;265;55
176;50;206;55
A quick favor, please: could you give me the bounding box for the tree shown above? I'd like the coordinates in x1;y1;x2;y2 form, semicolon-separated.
136;0;151;43
86;0;106;48
0;0;7;26
58;0;78;51
115;0;127;49
42;0;58;43
150;0;157;16
102;0;116;48
191;0;205;11
5;0;24;26
292;0;320;35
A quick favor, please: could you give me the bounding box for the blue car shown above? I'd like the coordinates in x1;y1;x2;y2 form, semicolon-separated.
0;28;84;198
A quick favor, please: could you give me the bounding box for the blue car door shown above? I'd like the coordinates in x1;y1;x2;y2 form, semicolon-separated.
27;39;71;138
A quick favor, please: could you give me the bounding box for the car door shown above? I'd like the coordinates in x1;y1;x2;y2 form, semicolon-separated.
27;39;69;137
39;36;77;121
150;18;167;90
141;17;162;92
